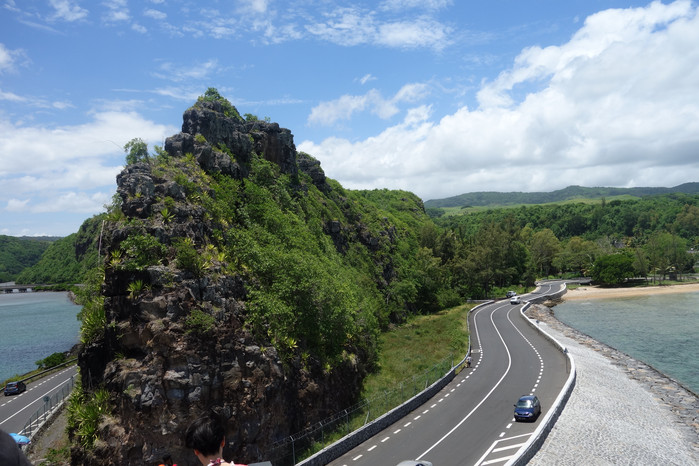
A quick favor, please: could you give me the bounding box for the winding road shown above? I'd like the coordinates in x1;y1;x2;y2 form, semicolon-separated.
329;282;570;466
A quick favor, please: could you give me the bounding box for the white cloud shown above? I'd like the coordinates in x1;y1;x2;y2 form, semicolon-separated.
0;110;177;216
238;0;268;14
309;83;430;125
381;0;452;10
31;191;113;214
0;88;25;102
376;17;451;49
143;8;166;20
132;22;147;33
359;74;376;85
300;1;699;200
0;43;25;74
103;0;130;22
49;0;88;22
306;7;452;50
152;86;203;102
5;198;29;212
153;59;220;82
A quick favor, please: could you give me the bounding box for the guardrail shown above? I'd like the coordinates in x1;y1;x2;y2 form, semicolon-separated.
292;301;491;466
7;358;78;386
506;286;577;465
20;374;76;439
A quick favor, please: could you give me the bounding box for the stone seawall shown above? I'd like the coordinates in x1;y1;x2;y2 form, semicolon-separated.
526;304;698;465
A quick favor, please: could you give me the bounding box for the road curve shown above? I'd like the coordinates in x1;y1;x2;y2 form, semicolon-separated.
328;285;570;466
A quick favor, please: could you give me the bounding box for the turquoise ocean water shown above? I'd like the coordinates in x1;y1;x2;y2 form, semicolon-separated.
0;292;82;382
554;291;699;394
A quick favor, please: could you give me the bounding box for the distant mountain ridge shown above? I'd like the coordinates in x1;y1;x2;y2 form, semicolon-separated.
424;183;699;208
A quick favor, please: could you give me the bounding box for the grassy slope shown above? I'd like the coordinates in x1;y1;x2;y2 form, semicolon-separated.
362;302;473;400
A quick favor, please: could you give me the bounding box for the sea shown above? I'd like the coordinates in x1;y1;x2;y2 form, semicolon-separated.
554;291;699;395
0;291;82;382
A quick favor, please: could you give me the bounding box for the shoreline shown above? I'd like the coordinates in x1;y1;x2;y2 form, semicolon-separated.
562;281;699;301
526;303;698;464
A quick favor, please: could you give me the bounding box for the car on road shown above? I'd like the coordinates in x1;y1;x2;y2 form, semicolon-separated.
506;290;517;298
397;462;433;466
3;381;27;396
510;295;521;304
514;395;541;421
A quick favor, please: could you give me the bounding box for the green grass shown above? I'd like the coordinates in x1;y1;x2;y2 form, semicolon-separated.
362;303;472;399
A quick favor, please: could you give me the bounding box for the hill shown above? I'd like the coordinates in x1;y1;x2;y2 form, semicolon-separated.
70;89;437;465
16;216;103;284
0;235;58;282
423;183;699;209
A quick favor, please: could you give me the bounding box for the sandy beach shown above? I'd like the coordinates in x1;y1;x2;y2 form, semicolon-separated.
562;281;699;301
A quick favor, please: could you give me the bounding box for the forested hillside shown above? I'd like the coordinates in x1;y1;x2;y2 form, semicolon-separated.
436;194;699;243
16;215;103;284
424;183;699;209
0;235;55;282
422;193;699;292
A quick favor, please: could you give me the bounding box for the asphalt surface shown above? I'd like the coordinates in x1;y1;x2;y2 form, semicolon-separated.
0;365;77;435
329;286;570;466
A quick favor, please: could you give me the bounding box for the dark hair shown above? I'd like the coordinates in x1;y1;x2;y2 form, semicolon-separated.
185;413;226;456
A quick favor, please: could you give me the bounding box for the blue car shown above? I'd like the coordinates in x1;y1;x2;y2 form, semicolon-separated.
514;395;541;421
3;381;26;396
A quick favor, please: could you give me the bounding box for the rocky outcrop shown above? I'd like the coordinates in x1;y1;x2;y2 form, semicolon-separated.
75;99;369;465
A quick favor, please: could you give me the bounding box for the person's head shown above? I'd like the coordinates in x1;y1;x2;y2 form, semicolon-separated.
185;412;226;458
0;430;32;466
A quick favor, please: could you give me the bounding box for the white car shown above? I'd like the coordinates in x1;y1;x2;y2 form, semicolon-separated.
510;295;521;304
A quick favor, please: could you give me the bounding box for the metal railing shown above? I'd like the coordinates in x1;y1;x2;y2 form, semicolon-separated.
263;354;455;466
21;375;76;438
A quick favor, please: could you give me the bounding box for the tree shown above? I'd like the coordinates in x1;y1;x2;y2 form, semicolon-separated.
554;236;599;276
644;231;690;282
591;253;635;285
123;138;150;165
530;229;560;277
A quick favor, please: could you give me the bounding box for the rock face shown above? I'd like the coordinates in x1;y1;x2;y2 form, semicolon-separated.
75;99;373;465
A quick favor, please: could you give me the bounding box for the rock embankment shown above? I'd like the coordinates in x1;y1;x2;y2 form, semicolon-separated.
526;305;698;465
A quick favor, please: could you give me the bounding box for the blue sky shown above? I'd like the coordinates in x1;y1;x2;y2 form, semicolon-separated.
1;0;699;236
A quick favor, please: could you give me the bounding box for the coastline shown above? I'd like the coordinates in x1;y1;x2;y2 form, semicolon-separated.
562;281;699;301
526;302;698;464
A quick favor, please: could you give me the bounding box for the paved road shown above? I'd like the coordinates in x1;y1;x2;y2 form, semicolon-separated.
0;365;77;435
329;284;570;466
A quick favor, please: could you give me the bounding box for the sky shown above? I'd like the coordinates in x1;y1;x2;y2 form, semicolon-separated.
1;1;699;237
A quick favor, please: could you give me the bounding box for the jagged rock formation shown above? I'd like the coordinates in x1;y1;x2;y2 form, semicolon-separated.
74;95;425;465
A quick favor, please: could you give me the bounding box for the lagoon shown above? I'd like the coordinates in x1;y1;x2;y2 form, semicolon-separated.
554;291;699;394
0;292;82;382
